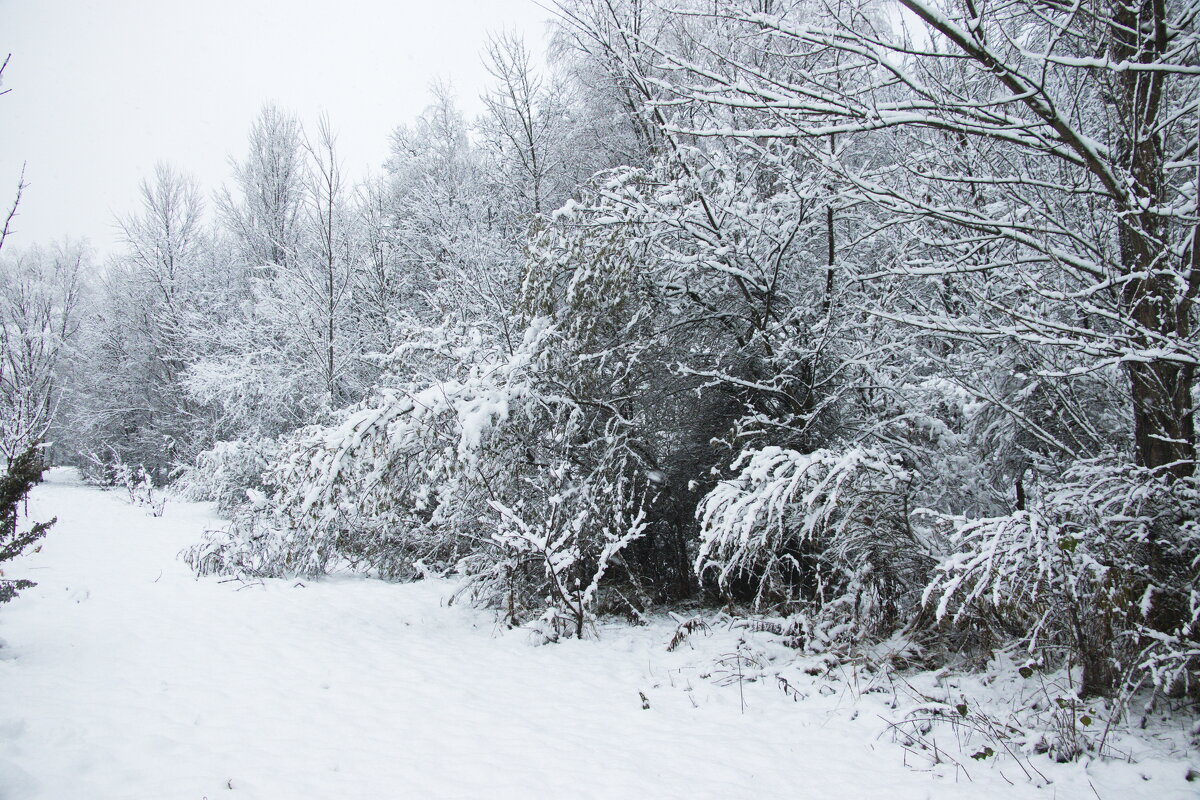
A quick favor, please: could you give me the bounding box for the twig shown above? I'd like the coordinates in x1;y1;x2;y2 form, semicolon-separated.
0;162;26;254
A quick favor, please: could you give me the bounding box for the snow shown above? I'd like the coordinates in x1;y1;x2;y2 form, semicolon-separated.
0;469;1196;799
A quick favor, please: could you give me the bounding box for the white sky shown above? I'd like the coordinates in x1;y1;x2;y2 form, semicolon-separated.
0;0;555;257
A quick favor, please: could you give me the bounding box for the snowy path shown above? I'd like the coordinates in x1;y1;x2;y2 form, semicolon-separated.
0;470;1189;799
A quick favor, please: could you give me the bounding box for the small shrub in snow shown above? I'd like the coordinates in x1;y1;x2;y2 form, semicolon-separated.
120;464;165;516
480;442;649;638
173;438;276;515
878;652;1152;772
925;460;1200;698
696;445;937;643
713;637;766;713
182;510;293;578
79;445;129;488
666;613;711;652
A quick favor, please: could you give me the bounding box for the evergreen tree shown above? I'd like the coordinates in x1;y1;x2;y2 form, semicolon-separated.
0;444;55;603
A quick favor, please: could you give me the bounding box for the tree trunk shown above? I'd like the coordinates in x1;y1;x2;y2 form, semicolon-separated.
1114;0;1196;479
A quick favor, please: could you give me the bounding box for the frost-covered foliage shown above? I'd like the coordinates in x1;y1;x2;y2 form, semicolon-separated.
183;318;663;632
120;464;166;516
520;149;861;588
173;438;277;515
927;461;1200;697
463;420;651;639
697;445;936;639
60;165;233;481
184;321;543;579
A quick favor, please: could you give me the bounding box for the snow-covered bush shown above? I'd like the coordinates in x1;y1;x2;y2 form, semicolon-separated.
454;416;651;636
173;438;277;515
696;445;935;643
186;321;543;579
121;464;166;516
926;460;1200;698
183;318;662;634
79;446;169;514
77;445;130;489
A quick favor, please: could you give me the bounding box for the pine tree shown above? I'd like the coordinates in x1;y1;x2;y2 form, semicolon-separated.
1;444;55;603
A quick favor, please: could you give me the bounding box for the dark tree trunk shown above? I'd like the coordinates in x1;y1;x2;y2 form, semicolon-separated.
1113;0;1196;479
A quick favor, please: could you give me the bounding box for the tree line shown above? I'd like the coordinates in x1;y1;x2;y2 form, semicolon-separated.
3;0;1198;701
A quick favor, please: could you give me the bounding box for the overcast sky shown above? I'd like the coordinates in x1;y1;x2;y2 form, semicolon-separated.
0;0;554;258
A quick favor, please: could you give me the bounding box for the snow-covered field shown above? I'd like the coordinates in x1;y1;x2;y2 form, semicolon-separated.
0;469;1194;799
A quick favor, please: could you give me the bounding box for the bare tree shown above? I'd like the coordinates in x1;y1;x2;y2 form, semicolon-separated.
481;32;579;216
118;162;205;322
298;113;355;407
0;242;85;464
353;175;404;357
387;86;521;341
218;103;305;271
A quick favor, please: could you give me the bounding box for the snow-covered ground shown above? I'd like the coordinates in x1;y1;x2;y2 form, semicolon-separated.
0;469;1194;799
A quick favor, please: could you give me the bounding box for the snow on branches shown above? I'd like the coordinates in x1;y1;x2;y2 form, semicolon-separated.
696;444;932;640
926;460;1200;696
